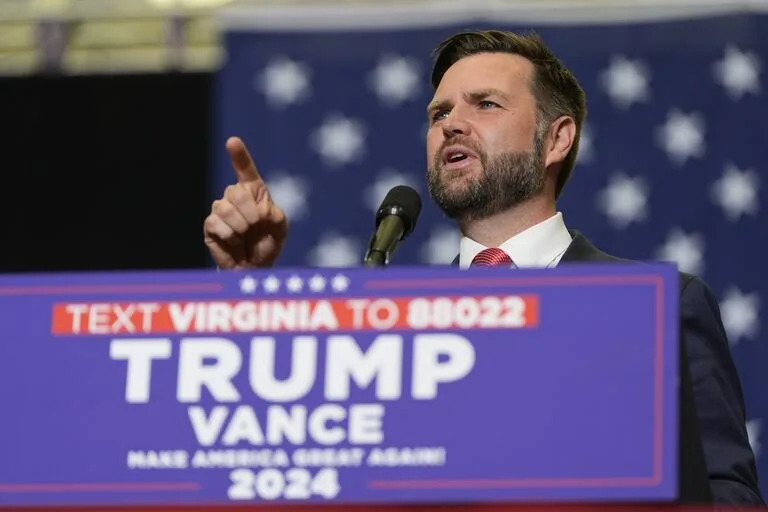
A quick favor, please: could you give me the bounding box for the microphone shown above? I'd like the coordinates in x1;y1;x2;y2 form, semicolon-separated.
364;185;422;267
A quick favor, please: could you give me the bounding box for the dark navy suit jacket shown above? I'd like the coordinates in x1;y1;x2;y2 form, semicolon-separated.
559;232;763;504
454;230;763;504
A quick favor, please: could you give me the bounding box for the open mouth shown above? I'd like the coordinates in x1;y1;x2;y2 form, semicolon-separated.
446;152;468;164
442;147;477;170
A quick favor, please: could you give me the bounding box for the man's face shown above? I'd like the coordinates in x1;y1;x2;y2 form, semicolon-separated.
426;52;545;221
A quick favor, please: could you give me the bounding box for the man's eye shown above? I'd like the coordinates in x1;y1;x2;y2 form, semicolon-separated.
431;110;448;122
479;101;498;109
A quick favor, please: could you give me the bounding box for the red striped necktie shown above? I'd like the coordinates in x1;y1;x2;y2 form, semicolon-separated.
471;247;514;267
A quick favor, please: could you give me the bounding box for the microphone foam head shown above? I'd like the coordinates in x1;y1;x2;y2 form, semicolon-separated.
375;185;422;238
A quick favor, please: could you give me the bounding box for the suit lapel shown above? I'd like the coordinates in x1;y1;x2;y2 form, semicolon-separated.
560;230;615;263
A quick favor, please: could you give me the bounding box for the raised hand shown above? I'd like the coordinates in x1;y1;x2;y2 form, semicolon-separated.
203;137;288;269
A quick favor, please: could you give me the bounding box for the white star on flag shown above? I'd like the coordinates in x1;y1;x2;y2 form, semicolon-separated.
308;274;326;292
331;274;350;292
239;275;257;294
420;225;460;265
255;56;311;108
597;172;649;229
310;115;366;168
720;286;760;345
655;109;706;166
369;54;421;106
262;275;281;293
265;172;309;222
747;419;762;457
576;123;595;165
364;169;420;212
599;55;651;109
713;45;761;101
307;232;361;267
655;228;705;275
710;163;760;221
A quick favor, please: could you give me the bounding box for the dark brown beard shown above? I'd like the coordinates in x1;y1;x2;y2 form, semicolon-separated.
427;132;545;223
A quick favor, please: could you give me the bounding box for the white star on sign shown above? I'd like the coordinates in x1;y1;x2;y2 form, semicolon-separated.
720;286;760;345
307;232;361;268
655;228;705;275
747;419;762;457
576;123;595;165
710;163;759;221
599;55;650;109
262;275;281;293
420;225;460;265
285;275;303;293
308;274;326;292
364;169;420;213
265;172;309;222
597;172;648;229
369;54;421;106
331;274;350;292
255;56;311;108
713;45;761;101
239;275;257;294
655;109;706;166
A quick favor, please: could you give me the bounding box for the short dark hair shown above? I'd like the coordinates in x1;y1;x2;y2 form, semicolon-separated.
430;30;587;198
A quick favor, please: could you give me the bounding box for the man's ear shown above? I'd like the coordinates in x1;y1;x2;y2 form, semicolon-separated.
544;116;576;169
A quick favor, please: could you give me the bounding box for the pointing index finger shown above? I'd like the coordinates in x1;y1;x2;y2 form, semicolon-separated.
226;136;262;184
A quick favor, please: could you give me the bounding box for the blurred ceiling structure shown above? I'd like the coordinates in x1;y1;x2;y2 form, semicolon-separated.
0;0;242;74
0;0;744;75
2;0;447;75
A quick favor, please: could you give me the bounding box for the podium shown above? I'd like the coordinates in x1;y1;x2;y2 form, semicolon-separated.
0;262;709;510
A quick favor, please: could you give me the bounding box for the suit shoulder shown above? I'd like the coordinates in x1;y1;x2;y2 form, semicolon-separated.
677;272;717;304
678;271;699;289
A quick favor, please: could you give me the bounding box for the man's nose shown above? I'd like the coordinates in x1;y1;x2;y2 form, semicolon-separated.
441;110;471;138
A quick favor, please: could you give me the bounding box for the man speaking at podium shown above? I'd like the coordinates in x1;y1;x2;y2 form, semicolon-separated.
202;29;763;505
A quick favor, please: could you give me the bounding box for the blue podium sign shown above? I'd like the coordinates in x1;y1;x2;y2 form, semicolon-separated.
0;263;679;507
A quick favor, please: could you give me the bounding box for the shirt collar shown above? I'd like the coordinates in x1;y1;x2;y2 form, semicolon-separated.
459;212;572;269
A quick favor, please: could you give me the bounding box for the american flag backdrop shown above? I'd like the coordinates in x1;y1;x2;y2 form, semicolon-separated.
213;2;766;496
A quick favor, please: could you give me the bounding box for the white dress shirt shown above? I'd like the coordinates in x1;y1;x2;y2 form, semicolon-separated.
459;212;573;269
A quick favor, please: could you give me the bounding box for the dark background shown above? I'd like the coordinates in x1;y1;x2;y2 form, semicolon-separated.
0;72;214;273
